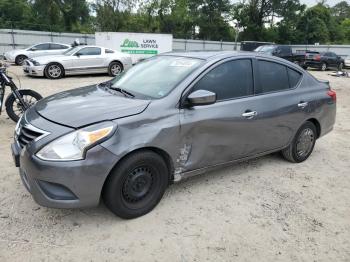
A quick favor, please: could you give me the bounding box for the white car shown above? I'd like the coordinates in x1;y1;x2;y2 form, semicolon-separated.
345;56;350;69
4;42;70;65
23;45;133;79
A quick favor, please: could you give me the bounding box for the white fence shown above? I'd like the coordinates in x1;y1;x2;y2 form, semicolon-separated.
1;29;350;57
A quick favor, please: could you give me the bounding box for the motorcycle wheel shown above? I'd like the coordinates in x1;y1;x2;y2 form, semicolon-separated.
5;89;42;122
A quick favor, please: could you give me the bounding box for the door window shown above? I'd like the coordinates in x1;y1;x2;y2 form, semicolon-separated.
77;47;101;56
287;68;302;88
33;43;50;50
50;44;68;50
256;60;290;94
192;59;253;101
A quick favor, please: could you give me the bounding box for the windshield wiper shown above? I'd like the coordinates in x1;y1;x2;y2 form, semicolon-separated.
98;82;135;98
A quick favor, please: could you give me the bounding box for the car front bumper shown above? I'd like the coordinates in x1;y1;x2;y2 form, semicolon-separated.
304;61;322;68
23;60;46;77
11;110;118;209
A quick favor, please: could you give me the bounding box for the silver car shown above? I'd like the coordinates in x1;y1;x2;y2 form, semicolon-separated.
12;52;336;219
23;45;133;79
4;42;70;65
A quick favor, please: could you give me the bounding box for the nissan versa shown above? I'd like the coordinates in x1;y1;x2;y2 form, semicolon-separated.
11;52;336;219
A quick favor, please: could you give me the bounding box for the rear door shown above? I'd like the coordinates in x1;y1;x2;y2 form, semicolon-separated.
248;59;305;152
48;43;69;55
27;43;50;57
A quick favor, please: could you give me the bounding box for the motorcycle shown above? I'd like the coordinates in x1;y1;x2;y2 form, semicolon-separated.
0;62;42;122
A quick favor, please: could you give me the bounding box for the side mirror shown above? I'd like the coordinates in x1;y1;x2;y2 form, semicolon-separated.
30;47;37;51
187;90;216;106
75;52;81;57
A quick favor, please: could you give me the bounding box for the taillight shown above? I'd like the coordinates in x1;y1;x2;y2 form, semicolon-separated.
327;90;336;102
314;54;321;61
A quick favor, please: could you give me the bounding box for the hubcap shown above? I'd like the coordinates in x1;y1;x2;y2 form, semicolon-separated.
296;128;314;157
111;64;122;76
122;167;153;203
322;64;327;71
48;65;61;78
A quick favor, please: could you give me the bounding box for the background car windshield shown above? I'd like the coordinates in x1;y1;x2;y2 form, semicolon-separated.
111;56;203;99
63;47;79;55
255;45;275;53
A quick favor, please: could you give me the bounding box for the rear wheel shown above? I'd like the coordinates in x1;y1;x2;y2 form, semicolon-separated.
45;63;64;79
5;89;42;122
108;61;123;77
103;151;168;219
15;55;27;66
281;121;317;163
321;62;327;71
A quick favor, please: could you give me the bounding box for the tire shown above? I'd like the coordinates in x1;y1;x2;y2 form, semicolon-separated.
45;63;64;79
15;55;27;66
103;150;168;219
281;121;317;163
5;89;42;122
108;61;123;77
338;62;344;71
321;62;327;71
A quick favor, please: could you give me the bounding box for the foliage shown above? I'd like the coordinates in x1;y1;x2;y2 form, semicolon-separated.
0;0;349;44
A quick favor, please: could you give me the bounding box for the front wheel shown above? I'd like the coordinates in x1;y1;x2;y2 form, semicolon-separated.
321;62;327;71
281;121;317;163
45;63;64;79
103;151;169;219
5;89;42;122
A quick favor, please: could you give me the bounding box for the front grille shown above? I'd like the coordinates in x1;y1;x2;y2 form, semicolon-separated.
16;122;47;148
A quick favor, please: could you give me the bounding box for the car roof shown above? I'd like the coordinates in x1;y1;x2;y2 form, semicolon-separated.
162;51;303;70
162;50;279;61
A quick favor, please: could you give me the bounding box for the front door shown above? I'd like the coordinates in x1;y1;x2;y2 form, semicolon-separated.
70;47;104;73
179;58;258;172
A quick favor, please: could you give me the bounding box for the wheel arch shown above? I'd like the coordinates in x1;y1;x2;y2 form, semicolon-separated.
102;146;175;194
44;62;65;77
109;60;124;70
306;118;321;138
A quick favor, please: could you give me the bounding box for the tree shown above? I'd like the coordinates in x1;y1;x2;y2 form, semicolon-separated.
0;0;33;29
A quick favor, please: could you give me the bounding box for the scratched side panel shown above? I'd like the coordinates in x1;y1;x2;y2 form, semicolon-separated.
100;100;182;176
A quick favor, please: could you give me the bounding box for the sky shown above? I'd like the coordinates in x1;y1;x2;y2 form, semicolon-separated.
300;0;346;6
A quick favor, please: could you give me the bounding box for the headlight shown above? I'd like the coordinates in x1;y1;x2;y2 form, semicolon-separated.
32;60;40;66
36;122;115;161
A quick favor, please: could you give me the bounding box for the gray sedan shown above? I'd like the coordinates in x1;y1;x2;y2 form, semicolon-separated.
23;45;133;79
11;51;336;219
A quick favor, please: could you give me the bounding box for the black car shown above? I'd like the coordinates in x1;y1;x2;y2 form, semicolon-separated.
254;45;306;66
304;51;345;71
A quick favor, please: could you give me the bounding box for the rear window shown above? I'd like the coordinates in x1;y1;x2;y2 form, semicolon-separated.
256;60;290;94
288;68;302;88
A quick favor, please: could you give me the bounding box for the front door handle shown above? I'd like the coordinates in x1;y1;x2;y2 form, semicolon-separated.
242;111;258;119
298;102;308;108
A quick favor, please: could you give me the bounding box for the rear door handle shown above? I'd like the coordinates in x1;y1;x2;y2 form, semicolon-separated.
298;102;308;108
242;111;258;119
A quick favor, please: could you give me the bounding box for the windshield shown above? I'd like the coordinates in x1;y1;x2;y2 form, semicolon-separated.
255;45;275;53
63;47;79;55
110;56;203;99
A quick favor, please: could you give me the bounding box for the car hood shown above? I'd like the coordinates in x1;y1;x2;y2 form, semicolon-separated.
35;85;151;128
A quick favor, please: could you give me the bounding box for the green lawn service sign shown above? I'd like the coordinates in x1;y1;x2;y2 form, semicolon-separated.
120;39;158;55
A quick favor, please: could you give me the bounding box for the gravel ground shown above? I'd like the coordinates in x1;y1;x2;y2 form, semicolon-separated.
0;66;349;262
